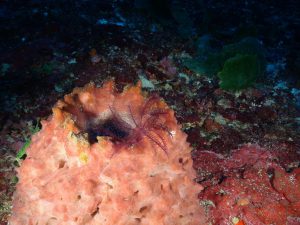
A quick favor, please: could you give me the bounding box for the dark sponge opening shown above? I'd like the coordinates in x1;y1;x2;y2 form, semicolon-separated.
86;118;130;144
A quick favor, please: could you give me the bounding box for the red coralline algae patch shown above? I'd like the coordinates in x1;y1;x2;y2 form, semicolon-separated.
9;81;206;225
194;145;300;225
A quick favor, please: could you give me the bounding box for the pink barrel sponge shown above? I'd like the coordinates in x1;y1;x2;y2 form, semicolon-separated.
9;81;206;225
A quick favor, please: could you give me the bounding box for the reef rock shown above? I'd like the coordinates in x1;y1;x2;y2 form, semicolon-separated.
9;81;205;225
195;145;300;225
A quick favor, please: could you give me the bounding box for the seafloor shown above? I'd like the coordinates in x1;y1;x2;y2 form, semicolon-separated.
0;1;299;224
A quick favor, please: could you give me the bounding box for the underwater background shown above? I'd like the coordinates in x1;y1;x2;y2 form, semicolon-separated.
0;0;299;224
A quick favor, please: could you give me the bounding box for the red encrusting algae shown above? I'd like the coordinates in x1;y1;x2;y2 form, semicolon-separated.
194;144;300;225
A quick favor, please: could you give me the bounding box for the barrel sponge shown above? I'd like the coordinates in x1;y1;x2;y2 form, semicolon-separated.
9;81;206;225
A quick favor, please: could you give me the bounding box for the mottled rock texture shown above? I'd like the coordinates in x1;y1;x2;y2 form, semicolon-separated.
195;145;300;225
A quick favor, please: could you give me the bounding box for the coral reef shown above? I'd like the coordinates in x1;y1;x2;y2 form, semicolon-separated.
1;2;299;224
9;81;205;224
